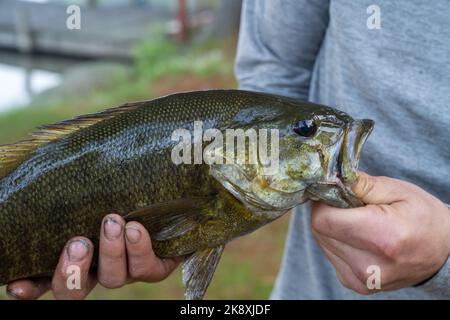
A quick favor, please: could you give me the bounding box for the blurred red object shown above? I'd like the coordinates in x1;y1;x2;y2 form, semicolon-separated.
177;0;189;43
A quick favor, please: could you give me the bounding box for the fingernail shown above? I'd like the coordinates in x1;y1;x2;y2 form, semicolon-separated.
6;287;21;300
125;225;142;244
104;217;122;240
67;239;89;262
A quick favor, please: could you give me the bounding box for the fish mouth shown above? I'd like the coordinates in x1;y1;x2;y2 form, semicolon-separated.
305;119;374;208
338;119;374;185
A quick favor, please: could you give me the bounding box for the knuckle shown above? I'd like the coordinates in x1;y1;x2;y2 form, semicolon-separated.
365;204;379;215
352;264;369;284
101;241;126;260
311;215;320;232
129;264;151;281
311;213;328;234
378;225;410;259
379;241;400;260
98;275;125;289
365;204;386;217
104;249;126;260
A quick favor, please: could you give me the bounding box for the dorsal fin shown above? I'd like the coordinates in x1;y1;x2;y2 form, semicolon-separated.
0;100;147;179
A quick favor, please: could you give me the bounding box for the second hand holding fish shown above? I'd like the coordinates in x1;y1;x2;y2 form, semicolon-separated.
311;172;450;294
6;214;180;300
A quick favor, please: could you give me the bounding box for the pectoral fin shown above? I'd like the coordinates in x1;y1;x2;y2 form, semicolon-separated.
182;245;225;300
124;196;215;241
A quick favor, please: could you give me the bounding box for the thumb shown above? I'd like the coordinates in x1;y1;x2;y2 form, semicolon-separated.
7;278;51;300
351;171;409;205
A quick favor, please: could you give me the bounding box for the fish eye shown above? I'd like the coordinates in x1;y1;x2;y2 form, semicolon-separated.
293;120;318;137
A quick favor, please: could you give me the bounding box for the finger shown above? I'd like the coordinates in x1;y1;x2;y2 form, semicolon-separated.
311;201;387;248
352;172;412;205
319;235;416;291
125;222;181;282
314;233;387;284
315;237;372;295
98;214;127;288
6;278;51;300
311;202;402;250
320;243;373;295
52;237;96;300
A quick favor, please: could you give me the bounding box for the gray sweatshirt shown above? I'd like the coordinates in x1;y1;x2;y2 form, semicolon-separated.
235;0;450;299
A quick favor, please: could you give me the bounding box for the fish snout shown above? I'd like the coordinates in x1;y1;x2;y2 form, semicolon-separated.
338;119;374;184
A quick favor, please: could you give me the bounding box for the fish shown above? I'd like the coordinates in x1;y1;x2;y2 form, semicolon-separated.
0;90;374;299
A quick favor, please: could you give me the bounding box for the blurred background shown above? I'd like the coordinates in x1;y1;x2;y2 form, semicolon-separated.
0;0;290;299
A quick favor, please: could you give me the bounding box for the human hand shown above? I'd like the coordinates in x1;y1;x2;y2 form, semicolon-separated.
311;172;450;294
6;214;181;299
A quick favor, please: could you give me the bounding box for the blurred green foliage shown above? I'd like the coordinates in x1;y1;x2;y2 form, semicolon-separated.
134;36;230;80
0;35;233;145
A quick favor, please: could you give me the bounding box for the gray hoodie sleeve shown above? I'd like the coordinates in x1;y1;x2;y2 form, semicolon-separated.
235;0;450;299
235;0;330;100
417;254;450;296
415;205;450;295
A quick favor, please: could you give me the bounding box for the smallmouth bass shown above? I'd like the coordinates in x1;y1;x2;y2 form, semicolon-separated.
0;90;374;299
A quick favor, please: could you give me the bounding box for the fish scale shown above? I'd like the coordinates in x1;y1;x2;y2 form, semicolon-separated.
0;90;373;299
0;91;248;282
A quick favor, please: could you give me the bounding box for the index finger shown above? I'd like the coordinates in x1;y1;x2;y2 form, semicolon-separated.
311;201;389;252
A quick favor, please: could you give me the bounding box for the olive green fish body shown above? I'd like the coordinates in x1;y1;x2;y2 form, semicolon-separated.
0;90;374;298
0;91;251;283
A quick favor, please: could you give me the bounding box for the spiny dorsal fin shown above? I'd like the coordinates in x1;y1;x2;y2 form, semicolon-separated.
0;100;147;179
